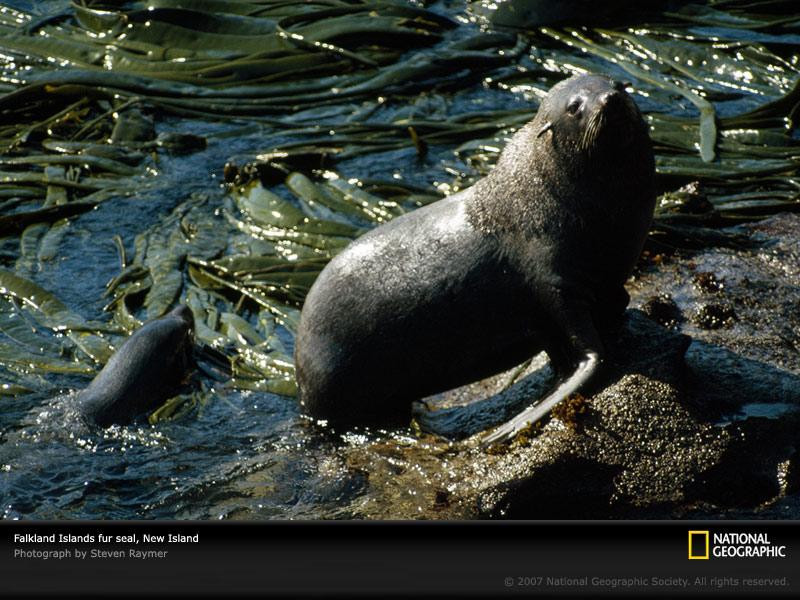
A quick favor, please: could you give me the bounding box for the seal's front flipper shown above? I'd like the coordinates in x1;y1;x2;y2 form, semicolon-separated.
481;300;605;446
481;351;600;446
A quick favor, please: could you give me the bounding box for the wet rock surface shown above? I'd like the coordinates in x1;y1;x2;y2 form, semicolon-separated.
339;214;800;519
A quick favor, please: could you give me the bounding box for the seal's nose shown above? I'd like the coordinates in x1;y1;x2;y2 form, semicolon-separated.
599;90;628;120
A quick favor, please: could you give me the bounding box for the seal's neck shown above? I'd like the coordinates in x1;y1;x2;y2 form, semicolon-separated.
466;117;650;237
466;120;587;236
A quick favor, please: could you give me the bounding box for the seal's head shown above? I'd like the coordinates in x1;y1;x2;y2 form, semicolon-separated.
537;74;645;156
165;304;195;373
470;73;654;237
168;304;195;333
78;304;197;427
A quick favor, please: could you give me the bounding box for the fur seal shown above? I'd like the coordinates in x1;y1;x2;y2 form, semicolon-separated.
294;74;655;443
78;305;195;427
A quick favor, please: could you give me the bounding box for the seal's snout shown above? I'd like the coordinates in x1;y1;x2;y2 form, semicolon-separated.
564;76;642;154
596;87;636;135
598;89;632;120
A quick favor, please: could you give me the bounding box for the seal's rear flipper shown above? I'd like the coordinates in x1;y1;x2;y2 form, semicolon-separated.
481;351;600;446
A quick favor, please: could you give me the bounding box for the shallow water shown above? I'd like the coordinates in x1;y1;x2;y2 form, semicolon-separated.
1;0;799;519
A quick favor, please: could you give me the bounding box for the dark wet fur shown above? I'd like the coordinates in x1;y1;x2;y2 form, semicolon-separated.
295;74;655;429
78;305;195;427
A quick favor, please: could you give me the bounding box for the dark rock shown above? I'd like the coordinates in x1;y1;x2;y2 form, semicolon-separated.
479;456;621;518
693;302;736;329
640;293;683;329
156;132;207;155
472;307;800;519
685;417;798;507
111;107;155;143
692;271;725;294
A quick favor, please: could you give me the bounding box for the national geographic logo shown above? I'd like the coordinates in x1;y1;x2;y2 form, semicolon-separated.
689;531;787;560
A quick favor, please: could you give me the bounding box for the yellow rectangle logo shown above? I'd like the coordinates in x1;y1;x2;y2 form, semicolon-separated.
689;530;710;560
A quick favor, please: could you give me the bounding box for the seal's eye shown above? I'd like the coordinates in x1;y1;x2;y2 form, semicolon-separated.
566;99;582;116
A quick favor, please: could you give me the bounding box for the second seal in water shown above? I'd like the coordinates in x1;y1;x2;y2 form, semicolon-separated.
294;74;656;442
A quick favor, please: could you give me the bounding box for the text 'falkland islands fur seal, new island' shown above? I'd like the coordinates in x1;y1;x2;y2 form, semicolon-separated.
294;73;656;444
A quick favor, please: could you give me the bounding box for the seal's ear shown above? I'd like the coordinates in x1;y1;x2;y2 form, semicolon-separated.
536;122;553;138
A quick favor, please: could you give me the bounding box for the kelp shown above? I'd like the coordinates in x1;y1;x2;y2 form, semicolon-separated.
0;200;98;236
0;269;116;379
0;2;459;91
104;193;229;322
0;0;509;242
668;2;800;31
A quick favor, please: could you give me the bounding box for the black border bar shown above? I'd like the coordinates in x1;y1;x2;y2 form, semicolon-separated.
2;521;799;597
